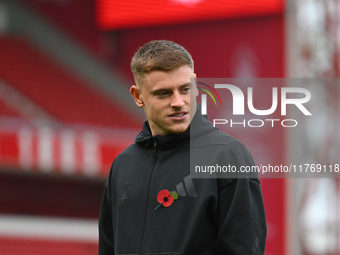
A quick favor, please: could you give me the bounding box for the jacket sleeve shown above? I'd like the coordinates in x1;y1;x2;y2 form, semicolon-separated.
98;181;115;254
216;176;267;255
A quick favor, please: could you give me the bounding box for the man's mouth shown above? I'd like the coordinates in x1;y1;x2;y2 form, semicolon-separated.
172;113;185;117
169;111;188;120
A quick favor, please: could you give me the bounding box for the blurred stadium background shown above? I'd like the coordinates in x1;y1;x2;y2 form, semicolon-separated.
0;0;339;254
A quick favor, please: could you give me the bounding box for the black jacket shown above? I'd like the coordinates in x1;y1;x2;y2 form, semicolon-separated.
99;105;267;255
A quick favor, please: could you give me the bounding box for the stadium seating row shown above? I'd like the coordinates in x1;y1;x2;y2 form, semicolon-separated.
0;36;141;129
0;237;98;255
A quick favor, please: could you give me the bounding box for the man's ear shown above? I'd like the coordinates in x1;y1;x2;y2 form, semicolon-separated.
193;73;199;97
130;85;144;108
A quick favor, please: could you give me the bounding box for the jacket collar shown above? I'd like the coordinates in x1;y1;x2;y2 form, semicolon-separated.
134;119;190;148
134;104;217;148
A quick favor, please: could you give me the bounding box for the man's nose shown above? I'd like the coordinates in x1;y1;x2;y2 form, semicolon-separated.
171;91;185;108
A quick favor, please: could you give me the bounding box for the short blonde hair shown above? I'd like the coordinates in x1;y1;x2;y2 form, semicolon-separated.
131;40;194;86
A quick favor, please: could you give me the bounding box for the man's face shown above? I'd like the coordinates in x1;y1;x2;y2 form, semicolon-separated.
131;65;197;136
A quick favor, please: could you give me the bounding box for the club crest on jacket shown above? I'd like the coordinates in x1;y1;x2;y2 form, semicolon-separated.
118;183;132;208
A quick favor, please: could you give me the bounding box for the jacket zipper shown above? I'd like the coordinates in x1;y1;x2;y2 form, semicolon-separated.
141;137;158;255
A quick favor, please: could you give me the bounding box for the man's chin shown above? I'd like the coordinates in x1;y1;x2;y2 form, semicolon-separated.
168;124;190;135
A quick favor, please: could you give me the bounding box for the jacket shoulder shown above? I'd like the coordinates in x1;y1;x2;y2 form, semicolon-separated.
192;128;253;162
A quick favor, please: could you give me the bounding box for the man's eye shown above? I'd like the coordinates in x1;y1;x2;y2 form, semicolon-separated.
158;92;169;97
182;87;190;93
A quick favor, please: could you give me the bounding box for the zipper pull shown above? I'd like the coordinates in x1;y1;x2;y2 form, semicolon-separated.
153;138;158;157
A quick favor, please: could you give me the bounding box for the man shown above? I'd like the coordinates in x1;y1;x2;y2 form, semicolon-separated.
98;40;267;255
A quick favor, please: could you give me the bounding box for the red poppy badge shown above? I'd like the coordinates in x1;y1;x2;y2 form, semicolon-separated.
154;189;179;210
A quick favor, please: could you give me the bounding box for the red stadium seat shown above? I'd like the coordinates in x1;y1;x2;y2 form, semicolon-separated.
0;99;25;117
